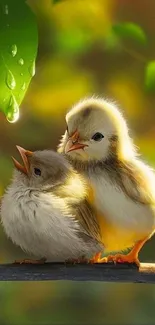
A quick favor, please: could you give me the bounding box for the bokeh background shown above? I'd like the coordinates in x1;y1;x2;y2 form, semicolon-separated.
0;0;155;324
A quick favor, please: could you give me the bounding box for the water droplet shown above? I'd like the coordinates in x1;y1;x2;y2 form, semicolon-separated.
4;4;8;15
6;95;19;123
29;60;35;77
21;82;26;90
10;44;17;57
6;70;16;90
7;24;9;27
18;58;24;65
20;72;23;76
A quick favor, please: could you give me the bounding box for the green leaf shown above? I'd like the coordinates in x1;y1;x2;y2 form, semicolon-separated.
145;60;155;91
0;0;38;122
112;22;147;45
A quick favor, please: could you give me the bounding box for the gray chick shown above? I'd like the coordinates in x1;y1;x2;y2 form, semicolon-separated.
1;146;103;263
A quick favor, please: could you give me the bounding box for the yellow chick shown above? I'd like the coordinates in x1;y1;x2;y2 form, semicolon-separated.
58;97;155;266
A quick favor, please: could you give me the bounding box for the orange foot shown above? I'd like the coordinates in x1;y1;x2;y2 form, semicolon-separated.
90;237;149;268
89;252;102;264
98;252;140;267
14;258;46;265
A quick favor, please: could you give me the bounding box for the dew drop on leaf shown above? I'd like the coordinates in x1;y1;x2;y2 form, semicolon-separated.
20;72;23;76
10;44;17;57
29;60;35;77
4;4;9;15
6;70;16;90
21;82;26;90
18;58;24;65
6;95;19;123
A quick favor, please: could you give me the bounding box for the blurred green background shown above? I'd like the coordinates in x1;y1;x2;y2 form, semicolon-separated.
0;0;155;324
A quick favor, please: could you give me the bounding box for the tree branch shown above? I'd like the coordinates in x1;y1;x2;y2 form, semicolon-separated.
0;262;154;283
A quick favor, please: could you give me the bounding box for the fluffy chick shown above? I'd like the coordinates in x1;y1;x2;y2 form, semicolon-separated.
1;146;103;263
58;97;155;266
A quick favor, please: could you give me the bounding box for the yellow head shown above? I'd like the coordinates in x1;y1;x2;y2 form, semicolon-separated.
58;97;137;163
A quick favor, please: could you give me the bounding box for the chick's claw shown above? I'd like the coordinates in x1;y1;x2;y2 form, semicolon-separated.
65;256;88;264
65;258;78;265
89;252;104;264
97;253;140;267
14;258;46;265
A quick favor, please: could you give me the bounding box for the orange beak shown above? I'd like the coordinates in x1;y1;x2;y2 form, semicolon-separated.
12;146;33;175
65;130;88;153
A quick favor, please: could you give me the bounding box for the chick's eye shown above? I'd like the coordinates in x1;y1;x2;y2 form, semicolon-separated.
34;168;41;176
92;132;104;141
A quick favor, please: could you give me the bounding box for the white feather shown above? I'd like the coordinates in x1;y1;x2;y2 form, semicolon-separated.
1;182;100;261
88;170;155;250
92;172;155;230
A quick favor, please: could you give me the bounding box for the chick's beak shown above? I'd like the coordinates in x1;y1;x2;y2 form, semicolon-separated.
65;130;88;153
12;146;33;175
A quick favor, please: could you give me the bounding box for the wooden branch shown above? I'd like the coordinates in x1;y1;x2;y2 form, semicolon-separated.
0;262;155;283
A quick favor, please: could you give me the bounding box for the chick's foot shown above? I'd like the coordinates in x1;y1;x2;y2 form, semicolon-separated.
65;256;88;264
97;252;140;267
14;258;46;265
89;252;103;264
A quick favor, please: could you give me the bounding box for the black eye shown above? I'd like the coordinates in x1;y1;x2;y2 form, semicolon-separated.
34;168;41;176
92;132;104;141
